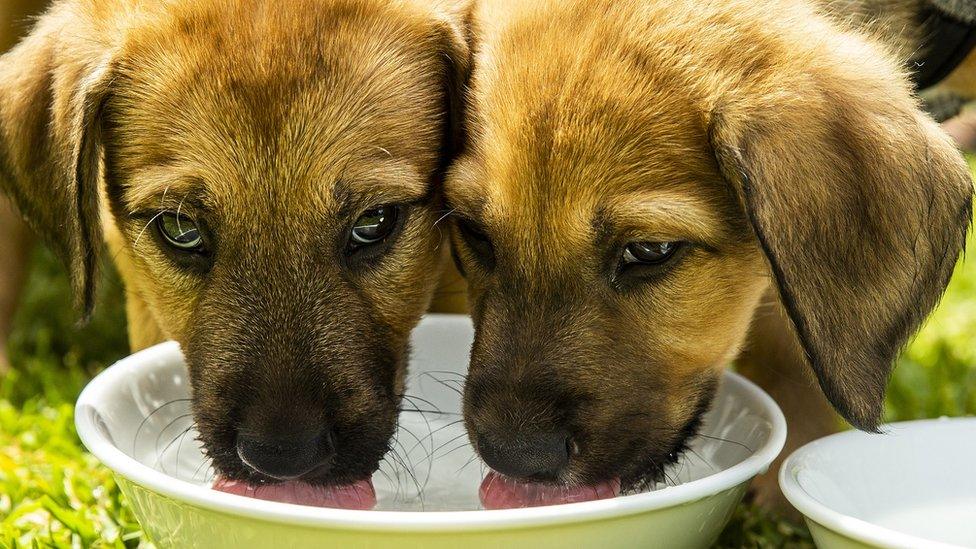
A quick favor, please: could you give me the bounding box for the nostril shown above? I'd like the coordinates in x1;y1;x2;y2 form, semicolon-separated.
567;436;579;457
236;427;334;481
477;430;571;480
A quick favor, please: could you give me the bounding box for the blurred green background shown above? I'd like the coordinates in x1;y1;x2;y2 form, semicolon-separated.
2;181;975;547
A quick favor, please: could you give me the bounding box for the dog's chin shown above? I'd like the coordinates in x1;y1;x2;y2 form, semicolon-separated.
620;411;710;494
212;476;377;510
618;446;690;494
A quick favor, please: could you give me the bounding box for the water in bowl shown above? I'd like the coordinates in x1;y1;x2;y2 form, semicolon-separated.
133;369;760;511
870;499;976;547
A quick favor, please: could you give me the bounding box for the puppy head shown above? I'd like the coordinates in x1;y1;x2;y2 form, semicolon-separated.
0;0;469;498
449;0;971;501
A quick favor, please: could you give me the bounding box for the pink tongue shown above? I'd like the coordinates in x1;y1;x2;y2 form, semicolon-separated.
479;471;621;509
213;476;376;510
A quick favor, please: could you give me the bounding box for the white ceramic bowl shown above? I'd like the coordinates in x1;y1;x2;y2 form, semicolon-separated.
780;417;976;549
76;314;785;548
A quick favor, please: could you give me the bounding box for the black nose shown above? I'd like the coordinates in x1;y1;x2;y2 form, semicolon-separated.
477;430;571;480
236;427;335;480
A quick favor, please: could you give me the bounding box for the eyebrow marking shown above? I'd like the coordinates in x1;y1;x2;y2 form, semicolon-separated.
598;189;731;246
123;167;205;213
443;186;490;223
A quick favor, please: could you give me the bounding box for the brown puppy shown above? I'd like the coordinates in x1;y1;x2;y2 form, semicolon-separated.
0;0;468;508
447;0;972;509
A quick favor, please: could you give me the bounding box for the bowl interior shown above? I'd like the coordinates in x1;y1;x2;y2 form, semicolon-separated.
79;315;775;512
784;417;976;547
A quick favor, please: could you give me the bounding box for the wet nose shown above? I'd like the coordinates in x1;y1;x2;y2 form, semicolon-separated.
477;430;571;480
236;427;335;480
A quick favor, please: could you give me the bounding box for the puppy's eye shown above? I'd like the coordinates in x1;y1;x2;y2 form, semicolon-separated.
615;241;688;285
349;205;399;248
457;218;495;268
621;241;683;265
157;212;204;251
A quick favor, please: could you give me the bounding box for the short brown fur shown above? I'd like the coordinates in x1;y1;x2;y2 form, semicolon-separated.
449;0;972;496
1;0;470;486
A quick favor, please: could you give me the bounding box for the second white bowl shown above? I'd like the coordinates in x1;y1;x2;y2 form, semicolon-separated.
780;417;976;549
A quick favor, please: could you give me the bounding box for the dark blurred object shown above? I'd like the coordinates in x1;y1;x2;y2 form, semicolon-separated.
929;0;976;24
922;89;969;121
911;0;976;151
914;0;976;90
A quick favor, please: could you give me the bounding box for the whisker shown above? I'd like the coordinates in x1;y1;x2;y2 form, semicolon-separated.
398;406;461;416
418;372;464;397
192;458;211;483
133;210;167;248
432;208;456;228
400;423;436;494
155;424;195;474
377;467;398;502
131;185;172;249
686;447;716;473
663;470;677;487
422;370;468;380
154;413;194;457
431;431;469;458
388;441;424;508
175;192;189;234
133;398;193;454
400;394;444;414
697;434;753;453
407;419;464;455
457;452;482;476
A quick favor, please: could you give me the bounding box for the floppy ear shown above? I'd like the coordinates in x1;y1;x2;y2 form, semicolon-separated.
0;21;112;319
710;49;973;430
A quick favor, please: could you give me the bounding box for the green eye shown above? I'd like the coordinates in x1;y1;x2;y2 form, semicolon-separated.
349;205;399;247
157;212;204;251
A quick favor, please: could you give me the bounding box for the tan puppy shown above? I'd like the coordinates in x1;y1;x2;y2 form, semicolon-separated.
0;0;468;508
447;0;972;509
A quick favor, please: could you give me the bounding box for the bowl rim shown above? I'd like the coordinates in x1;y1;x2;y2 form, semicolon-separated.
778;417;976;549
76;322;786;532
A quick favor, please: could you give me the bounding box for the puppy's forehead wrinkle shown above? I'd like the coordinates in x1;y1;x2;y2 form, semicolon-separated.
479;91;708;199
465;20;744;256
600;189;745;245
108;0;447;217
122;168;208;212
332;159;430;208
461;0;858;273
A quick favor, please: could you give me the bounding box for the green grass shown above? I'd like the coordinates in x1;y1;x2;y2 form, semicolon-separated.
3;197;976;547
1;249;142;548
